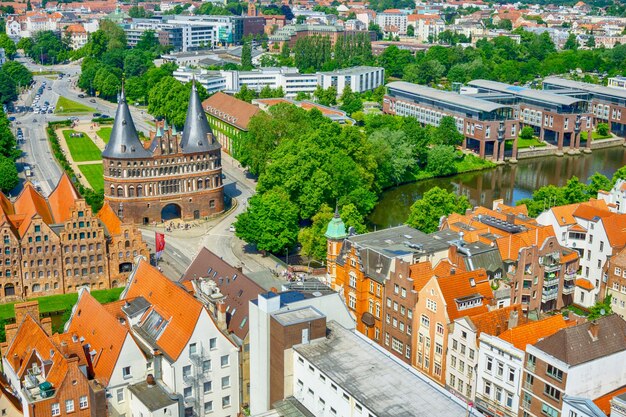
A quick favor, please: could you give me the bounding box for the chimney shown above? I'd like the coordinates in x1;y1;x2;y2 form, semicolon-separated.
4;323;18;346
450;268;456;275
588;320;599;341
495;323;502;335
217;302;227;331
11;353;20;371
59;342;69;357
506;213;515;224
508;310;519;329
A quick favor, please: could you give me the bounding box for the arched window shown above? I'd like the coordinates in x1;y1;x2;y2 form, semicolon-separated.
110;186;115;196
197;179;203;189
32;283;41;292
117;187;124;197
137;186;143;197
128;187;135;197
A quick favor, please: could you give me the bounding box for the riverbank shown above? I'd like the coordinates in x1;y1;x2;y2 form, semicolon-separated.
410;152;496;182
369;146;626;229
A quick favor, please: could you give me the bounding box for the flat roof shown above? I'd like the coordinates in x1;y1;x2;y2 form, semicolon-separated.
294;322;477;417
272;306;324;326
543;76;626;100
320;66;383;76
128;381;177;412
387;81;511;113
348;225;457;258
468;79;587;106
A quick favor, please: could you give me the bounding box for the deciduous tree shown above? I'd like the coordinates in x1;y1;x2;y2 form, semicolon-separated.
407;187;470;233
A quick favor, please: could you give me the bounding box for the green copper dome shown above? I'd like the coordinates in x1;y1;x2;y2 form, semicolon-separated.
325;210;347;240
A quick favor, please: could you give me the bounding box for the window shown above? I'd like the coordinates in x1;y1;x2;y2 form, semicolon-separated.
435;343;443;356
204;381;212;393
65;399;74;413
189;343;197;355
401;288;407;297
394;284;399;294
469;349;475;360
544;383;561;401
506;392;513;409
122;366;131;379
541;403;559;417
221;355;230;367
204;401;213;413
209;337;217;350
495;386;503;403
203;360;211;373
452;340;458;351
436;323;444;335
421;314;430;327
484;381;492;396
546;364;563;381
349;294;356;309
79;396;88;409
497;362;504;377
52;403;60;416
183;365;192;378
486;357;493;372
117;388;125;403
221;376;230;389
350;274;357;288
509;368;515;383
222;395;231;408
184;387;192;398
427;299;437;312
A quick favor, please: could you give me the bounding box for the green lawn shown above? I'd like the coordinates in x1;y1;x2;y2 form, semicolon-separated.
0;287;124;320
62;129;102;162
505;137;547;150
78;163;104;191
97;127;112;143
581;130;612;140
55;96;95;114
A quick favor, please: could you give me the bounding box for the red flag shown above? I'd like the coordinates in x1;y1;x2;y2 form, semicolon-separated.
155;232;165;259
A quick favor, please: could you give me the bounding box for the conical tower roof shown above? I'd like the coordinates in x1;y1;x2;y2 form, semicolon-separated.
180;80;219;154
102;87;152;159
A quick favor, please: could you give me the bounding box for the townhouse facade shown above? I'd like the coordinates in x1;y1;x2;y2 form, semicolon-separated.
475;315;573;417
604;246;626;319
0;175;148;303
376;9;408;35
521;315;626;417
413;269;494;386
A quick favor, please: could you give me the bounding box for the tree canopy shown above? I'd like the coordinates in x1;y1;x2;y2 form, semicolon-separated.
407;187;471;233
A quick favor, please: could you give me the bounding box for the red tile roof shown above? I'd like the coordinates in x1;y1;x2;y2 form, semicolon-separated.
593;384;626;415
97;201;122;236
576;278;595;291
498;315;575;350
469;304;527;339
48;173;80;224
409;261;434;292
437;269;493;321
13;182;53;235
66;291;129;385
202;92;260;131
124;260;206;361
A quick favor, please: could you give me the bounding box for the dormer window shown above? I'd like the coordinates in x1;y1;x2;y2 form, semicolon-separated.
121;145;126;152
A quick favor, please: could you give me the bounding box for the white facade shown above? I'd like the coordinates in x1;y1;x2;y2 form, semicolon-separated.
537;207;612;308
174;66;385;98
446;317;479;403
5;12;62;39
376;12;408;35
409;16;445;42
249;292;355;415
475;334;524;417
598;179;626;213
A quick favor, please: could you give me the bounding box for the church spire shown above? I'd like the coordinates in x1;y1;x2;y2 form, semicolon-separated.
102;82;152;159
180;78;219;154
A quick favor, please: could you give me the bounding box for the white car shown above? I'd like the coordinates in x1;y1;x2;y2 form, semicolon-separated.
229;225;236;232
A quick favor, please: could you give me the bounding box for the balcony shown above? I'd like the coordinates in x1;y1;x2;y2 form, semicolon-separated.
563;284;575;295
544;273;559;286
521;399;532;411
564;271;576;281
184;396;195;405
183;373;196;385
542;289;558;303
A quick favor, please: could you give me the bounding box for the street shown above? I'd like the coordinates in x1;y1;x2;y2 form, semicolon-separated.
11;58;281;283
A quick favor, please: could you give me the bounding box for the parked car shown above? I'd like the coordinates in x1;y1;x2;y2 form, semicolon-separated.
78;94;85;98
89;99;96;103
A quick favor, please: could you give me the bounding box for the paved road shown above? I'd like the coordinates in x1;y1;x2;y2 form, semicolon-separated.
11;58;282;283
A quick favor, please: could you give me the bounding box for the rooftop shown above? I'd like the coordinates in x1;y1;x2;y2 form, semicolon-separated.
469;79;588;106
272;306;324;326
544;76;626;100
294;322;476;417
499;314;575;350
387;81;513;113
202;92;260;131
532;314;626;366
128;381;177;412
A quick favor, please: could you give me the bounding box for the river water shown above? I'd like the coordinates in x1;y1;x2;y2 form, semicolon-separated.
369;147;626;229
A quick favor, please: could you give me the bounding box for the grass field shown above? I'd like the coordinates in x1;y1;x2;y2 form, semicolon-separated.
0;287;124;320
581;130;612;140
505;137;547;150
78;163;104;191
62;129;102;162
96;127;112;143
55;96;95;114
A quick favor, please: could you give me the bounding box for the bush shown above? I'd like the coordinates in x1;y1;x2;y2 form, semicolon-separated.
519;126;534;140
427;145;457;177
597;123;609;137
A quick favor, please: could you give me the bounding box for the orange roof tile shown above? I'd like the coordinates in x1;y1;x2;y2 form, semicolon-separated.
568;223;587;233
13;182;53;235
409;261;434;292
66;291;129;385
593;385;626;415
48;173;80;223
123;260;207;361
433;259;465;277
602;214;626;248
561;251;579;263
97;201;122;236
498;315;575;350
437;269;493;321
573;203;613;221
469;304;527;339
202;92;260;131
576;278;595;291
64;23;86;33
5;314;68;388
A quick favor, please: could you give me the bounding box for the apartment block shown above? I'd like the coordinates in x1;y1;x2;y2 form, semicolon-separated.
384;81;519;160
604;247;626;319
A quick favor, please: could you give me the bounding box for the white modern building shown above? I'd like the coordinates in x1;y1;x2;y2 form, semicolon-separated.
537;200;626;308
174;66;385;97
293;321;483;417
249;287;355;415
408;14;445;42
5;11;63;39
376;10;408;35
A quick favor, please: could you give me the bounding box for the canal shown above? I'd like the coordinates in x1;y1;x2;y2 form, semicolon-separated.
369;146;626;229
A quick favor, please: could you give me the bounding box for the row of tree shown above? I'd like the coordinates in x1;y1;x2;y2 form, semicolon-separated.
18;30;71;65
0;110;20;193
0;60;33;104
293;33;372;73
